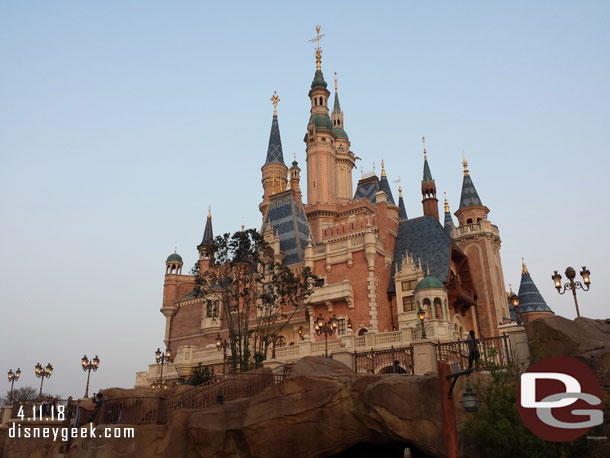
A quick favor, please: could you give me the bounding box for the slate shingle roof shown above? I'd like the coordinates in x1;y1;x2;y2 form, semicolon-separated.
262;192;312;265
388;215;457;292
518;272;553;313
459;174;483;208
398;195;408;220
264;114;285;165
354;176;380;203
379;175;396;206
199;215;214;246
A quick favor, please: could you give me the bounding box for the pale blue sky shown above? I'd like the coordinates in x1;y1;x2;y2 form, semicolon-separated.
1;1;609;398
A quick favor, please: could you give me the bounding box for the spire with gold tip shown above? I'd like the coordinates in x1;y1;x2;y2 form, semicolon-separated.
264;91;286;166
458;150;483;208
397;176;408;219
309;26;327;89
515;258;554;316
378;159;396;205
331;72;348;140
443;192;454;233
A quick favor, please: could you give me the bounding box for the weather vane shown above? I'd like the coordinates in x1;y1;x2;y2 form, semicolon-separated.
309;26;325;70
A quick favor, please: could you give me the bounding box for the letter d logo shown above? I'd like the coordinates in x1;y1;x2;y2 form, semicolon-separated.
518;356;603;442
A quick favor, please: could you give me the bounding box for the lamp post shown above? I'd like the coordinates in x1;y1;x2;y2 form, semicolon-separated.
154;347;172;388
81;355;100;398
314;314;338;358
8;368;21;404
34;363;53;399
418;308;427;339
460;380;481;412
552;266;591;318
509;285;521;325
215;334;229;375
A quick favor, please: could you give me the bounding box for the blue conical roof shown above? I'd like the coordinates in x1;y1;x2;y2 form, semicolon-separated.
459;174;483;208
379;174;395;205
264;114;285;165
199;212;214;247
398;195;408;220
517;270;553;313
444;210;454;233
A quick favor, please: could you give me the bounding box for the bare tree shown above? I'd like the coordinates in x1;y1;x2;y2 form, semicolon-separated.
192;228;316;372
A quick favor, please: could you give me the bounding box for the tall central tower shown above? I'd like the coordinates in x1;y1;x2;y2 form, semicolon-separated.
305;26;336;207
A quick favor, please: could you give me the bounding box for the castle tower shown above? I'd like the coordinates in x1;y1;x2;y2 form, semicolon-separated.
453;153;508;336
304;26;336;207
421;137;439;221
197;207;214;271
331;73;355;202
260;91;288;216
165;250;183;275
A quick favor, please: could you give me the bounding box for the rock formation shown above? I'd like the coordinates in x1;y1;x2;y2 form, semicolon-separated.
65;357;445;458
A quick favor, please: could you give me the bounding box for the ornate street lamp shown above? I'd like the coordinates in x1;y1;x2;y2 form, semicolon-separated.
418;308;427;339
35;363;53;399
347;318;353;331
154;347;172;388
216;334;229;375
8;368;21;404
297;326;305;340
552;266;591;318
509;285;521;325
81;355;100;398
460;381;481;412
314;313;338;358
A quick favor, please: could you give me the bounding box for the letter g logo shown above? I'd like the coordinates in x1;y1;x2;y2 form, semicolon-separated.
517;357;603;442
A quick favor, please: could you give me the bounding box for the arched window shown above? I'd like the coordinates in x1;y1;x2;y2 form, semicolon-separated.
434;297;443;320
467;218;473;224
358;328;368;336
422;298;432;318
275;336;287;347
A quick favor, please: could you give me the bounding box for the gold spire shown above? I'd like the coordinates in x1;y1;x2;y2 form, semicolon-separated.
444;192;450;212
309;26;325;70
422;136;427;160
270;91;279;116
462;150;469;176
334;72;338;93
208;205;211;218
426;261;430;276
381;159;386;177
522;258;529;275
241;217;245;232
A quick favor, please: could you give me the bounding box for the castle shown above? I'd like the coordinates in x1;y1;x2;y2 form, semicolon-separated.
135;28;553;386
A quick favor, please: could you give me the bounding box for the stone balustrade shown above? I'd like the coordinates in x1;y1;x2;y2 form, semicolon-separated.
134;320;461;387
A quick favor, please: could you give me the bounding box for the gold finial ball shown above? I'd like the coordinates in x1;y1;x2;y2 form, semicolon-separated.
316;25;321;33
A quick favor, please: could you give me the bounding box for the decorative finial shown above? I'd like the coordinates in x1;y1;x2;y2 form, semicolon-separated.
334;72;338;93
372;161;376;174
422;136;427;160
270;91;280;116
426;261;430;276
241;216;245;232
522;258;529;275
174;246;177;254
509;283;514;294
394;176;402;196
309;26;325;71
381;159;386;177
293;152;297;162
208;205;211;218
444;192;450;212
462;150;469;176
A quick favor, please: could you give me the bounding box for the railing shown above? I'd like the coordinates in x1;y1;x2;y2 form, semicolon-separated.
311;339;343;355
435;335;511;373
371;330;402;346
353;345;414;375
96;372;285;426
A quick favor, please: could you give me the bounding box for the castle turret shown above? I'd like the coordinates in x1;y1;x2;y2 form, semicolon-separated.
197;207;214;271
331;73;355;202
513;259;554;322
421;137;439;221
260;91;288;216
452;153;508;336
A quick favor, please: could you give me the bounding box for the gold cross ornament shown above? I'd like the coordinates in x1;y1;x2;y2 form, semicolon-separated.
271;91;280;115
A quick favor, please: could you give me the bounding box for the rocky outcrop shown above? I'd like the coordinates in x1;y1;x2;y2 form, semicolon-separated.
65;357;445;458
526;315;610;389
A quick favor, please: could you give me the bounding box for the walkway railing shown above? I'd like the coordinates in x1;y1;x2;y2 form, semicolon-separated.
353;345;414;375
435;335;511;373
95;372;285;426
